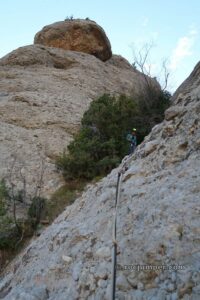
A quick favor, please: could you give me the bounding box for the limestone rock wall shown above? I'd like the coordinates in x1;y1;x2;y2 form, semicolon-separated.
0;45;157;197
1;61;200;299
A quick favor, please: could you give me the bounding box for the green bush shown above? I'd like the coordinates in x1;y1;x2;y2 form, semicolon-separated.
57;92;171;180
0;179;9;216
0;202;6;216
28;196;46;229
0;216;20;249
65;15;74;21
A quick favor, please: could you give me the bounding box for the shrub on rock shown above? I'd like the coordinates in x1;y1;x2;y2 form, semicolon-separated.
57;92;170;180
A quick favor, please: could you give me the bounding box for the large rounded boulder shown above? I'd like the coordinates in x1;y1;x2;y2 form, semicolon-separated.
34;19;112;61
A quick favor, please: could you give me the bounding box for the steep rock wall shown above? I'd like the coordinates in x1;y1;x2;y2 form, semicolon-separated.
1;61;200;299
0;45;158;197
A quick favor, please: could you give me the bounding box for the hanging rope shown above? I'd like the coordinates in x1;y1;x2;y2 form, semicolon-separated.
111;171;122;299
110;155;133;300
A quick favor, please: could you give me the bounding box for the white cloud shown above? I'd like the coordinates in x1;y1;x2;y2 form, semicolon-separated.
169;29;198;71
189;28;198;36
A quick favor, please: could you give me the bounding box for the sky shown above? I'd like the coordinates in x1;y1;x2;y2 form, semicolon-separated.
0;0;200;92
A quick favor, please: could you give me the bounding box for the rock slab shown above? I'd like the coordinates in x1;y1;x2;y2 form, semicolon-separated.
34;19;112;61
1;58;200;300
0;44;157;198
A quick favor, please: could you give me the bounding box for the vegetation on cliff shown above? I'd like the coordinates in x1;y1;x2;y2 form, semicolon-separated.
57;90;171;180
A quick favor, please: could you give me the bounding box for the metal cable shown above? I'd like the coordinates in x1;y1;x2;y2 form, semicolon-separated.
110;154;133;299
111;171;123;300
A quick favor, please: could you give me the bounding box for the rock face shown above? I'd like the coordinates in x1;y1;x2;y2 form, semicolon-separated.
0;44;158;198
1;62;200;299
34;19;112;61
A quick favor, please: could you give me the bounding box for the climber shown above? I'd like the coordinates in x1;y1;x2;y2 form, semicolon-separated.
126;128;137;154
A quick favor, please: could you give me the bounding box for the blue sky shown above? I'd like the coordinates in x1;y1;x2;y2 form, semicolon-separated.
0;0;200;92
